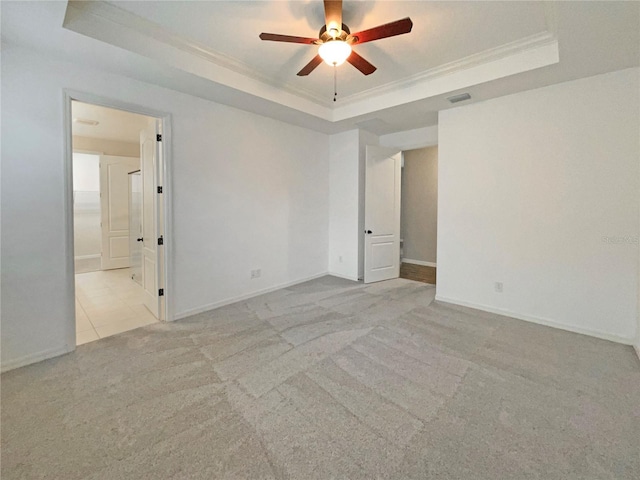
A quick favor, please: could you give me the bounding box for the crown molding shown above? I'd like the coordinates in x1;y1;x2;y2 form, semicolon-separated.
65;1;333;107
64;1;559;123
336;31;557;107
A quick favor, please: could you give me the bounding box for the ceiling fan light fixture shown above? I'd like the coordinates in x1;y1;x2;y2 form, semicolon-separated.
318;40;352;66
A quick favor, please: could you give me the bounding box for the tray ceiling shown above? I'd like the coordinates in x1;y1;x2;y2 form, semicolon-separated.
2;1;638;134
107;1;550;101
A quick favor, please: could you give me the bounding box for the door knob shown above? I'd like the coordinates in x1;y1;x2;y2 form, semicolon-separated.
365;230;372;234
137;237;143;242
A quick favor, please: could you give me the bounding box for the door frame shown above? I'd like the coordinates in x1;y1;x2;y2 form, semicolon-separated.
63;90;174;349
364;146;402;283
369;137;439;286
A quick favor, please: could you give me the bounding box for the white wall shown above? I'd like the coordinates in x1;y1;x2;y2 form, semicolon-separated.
638;157;640;355
437;68;640;343
1;45;329;370
380;125;438;151
328;130;360;280
327;129;379;281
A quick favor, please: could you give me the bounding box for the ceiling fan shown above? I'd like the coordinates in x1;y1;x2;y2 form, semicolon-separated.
259;0;413;77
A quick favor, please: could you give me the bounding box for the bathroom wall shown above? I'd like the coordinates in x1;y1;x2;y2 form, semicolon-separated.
73;153;101;264
401;146;438;265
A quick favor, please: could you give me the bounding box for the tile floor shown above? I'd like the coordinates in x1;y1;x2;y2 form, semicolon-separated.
75;268;158;345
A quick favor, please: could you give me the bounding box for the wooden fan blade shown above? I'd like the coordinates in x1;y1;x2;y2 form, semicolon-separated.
297;55;323;76
259;33;318;44
323;0;342;32
351;17;413;44
347;51;376;75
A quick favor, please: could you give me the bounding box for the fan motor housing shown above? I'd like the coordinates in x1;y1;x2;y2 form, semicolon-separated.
319;23;351;43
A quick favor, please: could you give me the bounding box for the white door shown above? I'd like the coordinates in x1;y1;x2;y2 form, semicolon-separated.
140;120;162;319
364;146;402;283
100;156;140;270
128;171;142;285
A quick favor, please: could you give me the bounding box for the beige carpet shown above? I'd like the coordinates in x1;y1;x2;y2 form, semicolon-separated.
2;276;639;479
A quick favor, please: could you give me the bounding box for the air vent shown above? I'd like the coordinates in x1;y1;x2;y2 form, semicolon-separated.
447;93;471;104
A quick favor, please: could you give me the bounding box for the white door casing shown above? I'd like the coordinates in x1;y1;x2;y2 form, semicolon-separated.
100;156;140;270
140;119;162;319
364;146;402;283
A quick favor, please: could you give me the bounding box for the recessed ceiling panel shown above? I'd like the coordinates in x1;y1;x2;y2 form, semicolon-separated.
109;1;549;99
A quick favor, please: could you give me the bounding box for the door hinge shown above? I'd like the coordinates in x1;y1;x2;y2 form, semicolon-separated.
157;186;163;194
156;134;162;142
159;288;164;296
157;236;163;246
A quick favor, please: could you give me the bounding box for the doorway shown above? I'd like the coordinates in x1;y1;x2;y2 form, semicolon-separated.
69;99;168;345
399;146;438;285
362;144;438;285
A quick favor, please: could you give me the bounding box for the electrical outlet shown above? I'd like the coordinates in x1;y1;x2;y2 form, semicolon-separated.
251;269;261;279
494;282;503;293
339;256;343;263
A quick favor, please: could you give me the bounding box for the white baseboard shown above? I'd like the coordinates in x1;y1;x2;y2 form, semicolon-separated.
327;272;360;282
434;294;635;345
402;259;437;268
75;254;100;261
174;271;330;320
634;345;640;362
1;345;74;373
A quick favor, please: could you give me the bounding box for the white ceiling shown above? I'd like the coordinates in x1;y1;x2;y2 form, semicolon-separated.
2;1;639;135
108;1;549;101
72;101;151;142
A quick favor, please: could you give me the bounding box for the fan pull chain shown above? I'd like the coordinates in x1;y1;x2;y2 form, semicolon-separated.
333;65;338;102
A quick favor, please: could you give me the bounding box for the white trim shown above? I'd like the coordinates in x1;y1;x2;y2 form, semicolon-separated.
74;254;101;261
174;272;331;320
434;294;635;346
402;259;437;268
333;39;559;122
1;345;74;373
327;272;361;282
379;125;438;152
62;91;77;351
339;31;557;107
634;345;640;363
64;1;333;112
65;1;559;121
64;90;175;333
